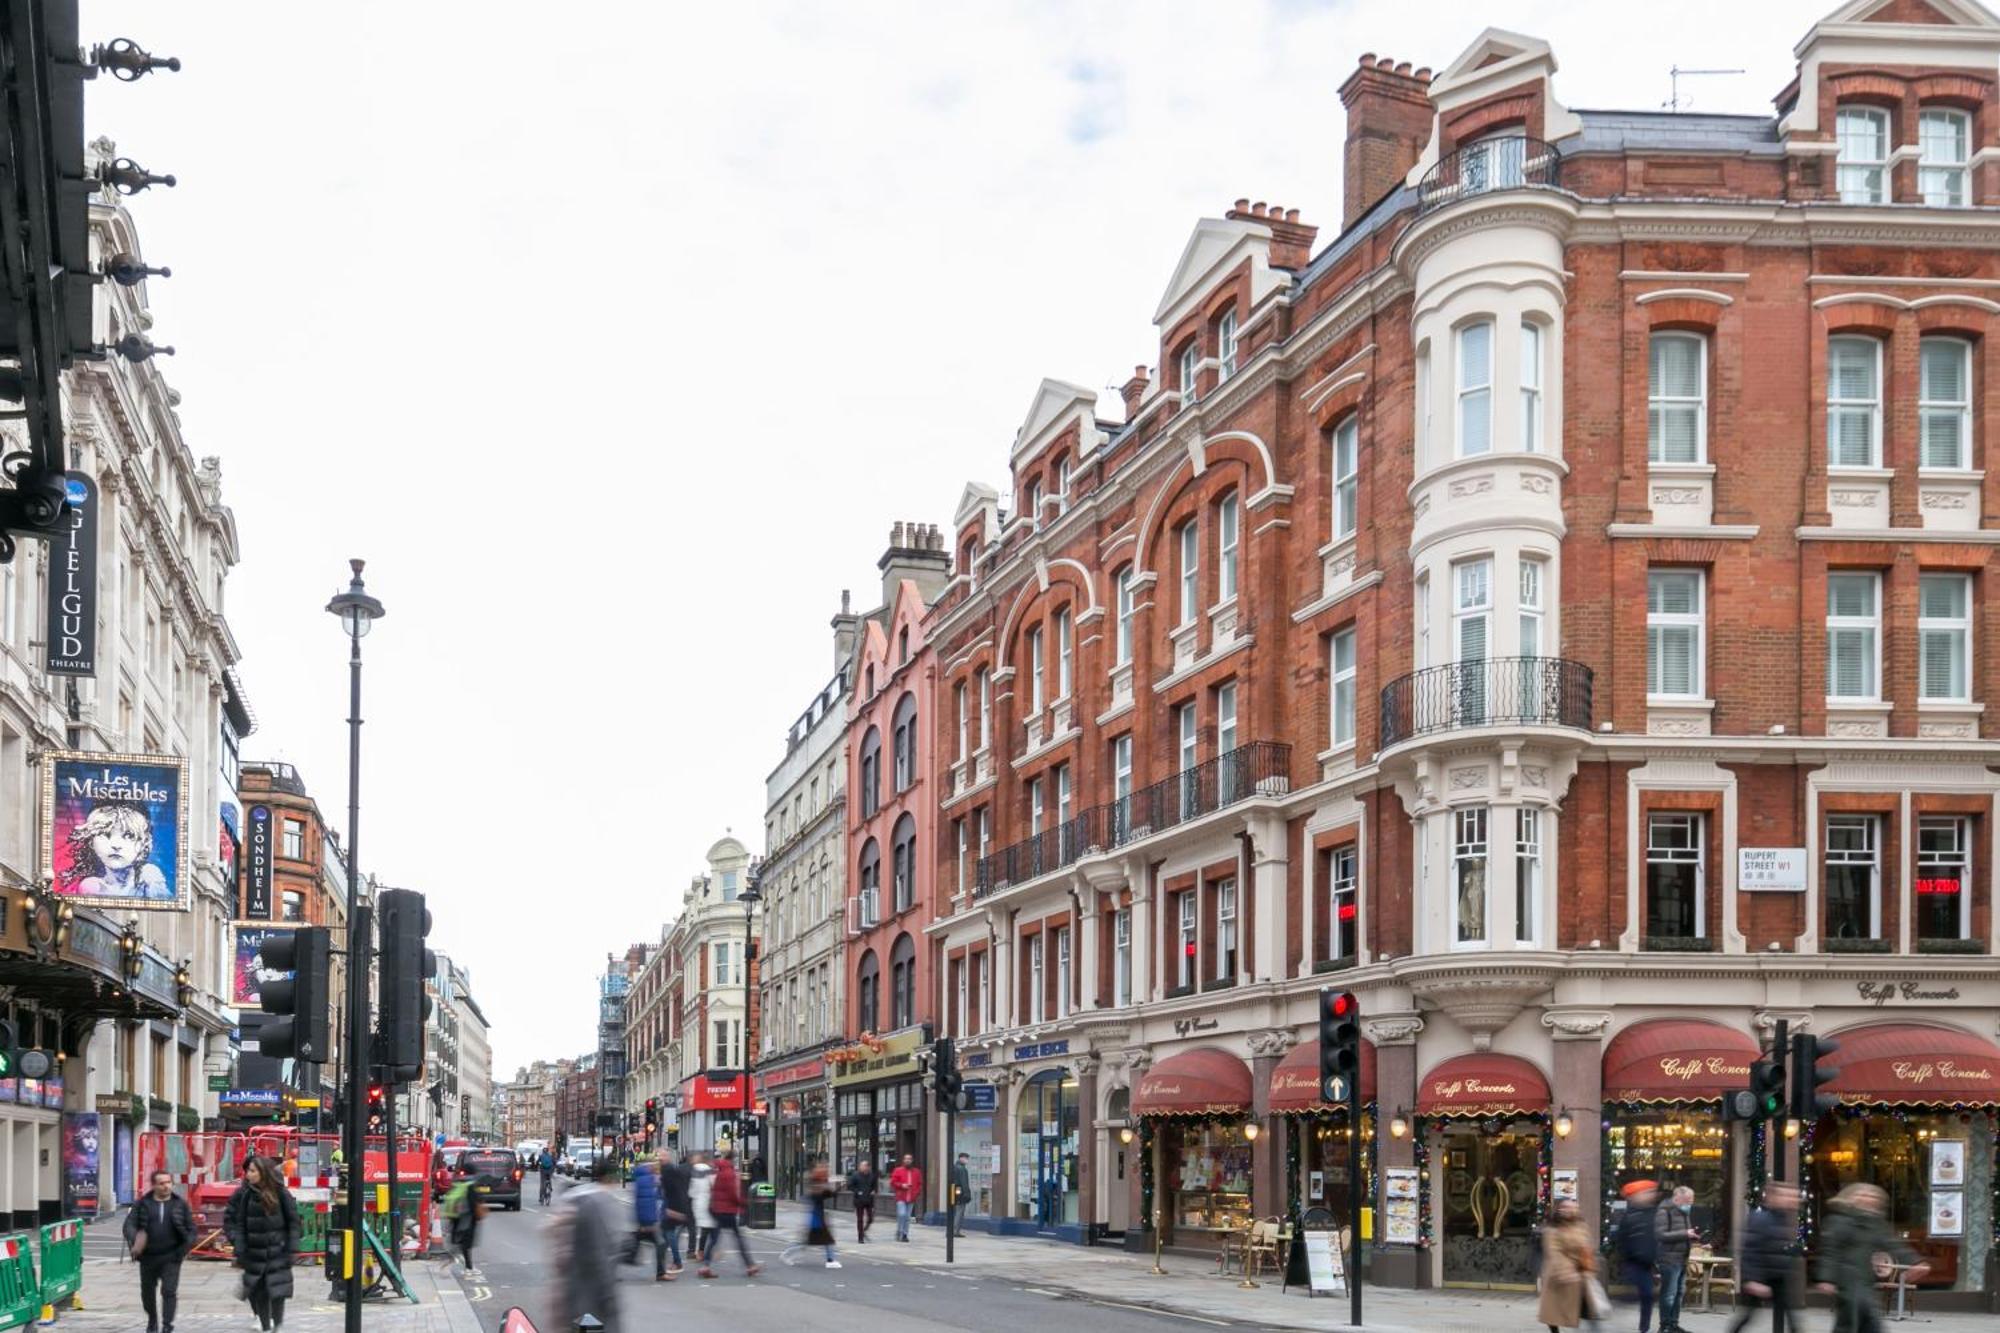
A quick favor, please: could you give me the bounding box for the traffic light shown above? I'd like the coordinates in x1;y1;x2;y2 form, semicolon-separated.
933;1036;965;1112
258;927;332;1063
377;889;435;1079
366;1084;386;1137
644;1097;659;1142
1747;1056;1788;1119
1318;989;1360;1104
1790;1034;1842;1121
0;1020;13;1078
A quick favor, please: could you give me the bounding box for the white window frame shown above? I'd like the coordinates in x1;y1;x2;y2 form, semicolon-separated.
1514;807;1542;945
1824;813;1882;942
954;681;968;761
1826;572;1882;702
1916;816;1972;941
1216;682;1238;760
1215;879;1238;981
1055;607;1073;700
1178;701;1198;774
1176;891;1197;989
1217;310;1238;382
1218;493;1240;602
1027;625;1045;713
1055;761;1072;827
1055;925;1072;1018
955;818;967;898
1416;574;1430;669
1416;343;1433;464
1029;932;1045;1025
1919;336;1972;471
1454;558;1491;664
1113;734;1134;840
1919;572;1972;703
1113;908;1132;1007
1029;777;1045;836
1520;320;1543;452
1115;569;1135;665
1645;812;1706;940
1330;628;1356;749
1828;335;1883;469
1178;521;1198;626
977;668;991;750
1919;107;1970;207
1519;559;1545;660
1647;569;1705;700
955;957;969;1039
1457;320;1494;457
1836;105;1890;204
1179;341;1199;405
1329;844;1358;960
1451;807;1489;948
1333;416;1359;538
1648;332;1707;464
1053;456;1071;513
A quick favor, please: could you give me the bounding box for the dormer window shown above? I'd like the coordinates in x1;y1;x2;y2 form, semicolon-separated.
1919;108;1970;207
1053;456;1070;514
1836;106;1889;204
1022;479;1041;521
1179;341;1199;405
1216;310;1238;382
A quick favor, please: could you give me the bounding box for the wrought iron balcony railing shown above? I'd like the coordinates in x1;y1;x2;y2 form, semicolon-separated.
1415;136;1562;218
1378;657;1593;748
975;741;1292;897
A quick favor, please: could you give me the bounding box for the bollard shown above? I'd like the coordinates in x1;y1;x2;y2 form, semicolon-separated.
576;1316;604;1332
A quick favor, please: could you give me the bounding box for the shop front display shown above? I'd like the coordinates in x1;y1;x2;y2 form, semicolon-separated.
830;1028;929;1201
1132;1047;1255;1248
1807;1022;2000;1300
760;1056;828;1199
1268;1038;1378;1223
1600;1019;1757;1250
952;1081;1000;1220
1416;1053;1552;1290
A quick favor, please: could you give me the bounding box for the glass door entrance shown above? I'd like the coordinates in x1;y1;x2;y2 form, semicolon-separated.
1439;1122;1541;1288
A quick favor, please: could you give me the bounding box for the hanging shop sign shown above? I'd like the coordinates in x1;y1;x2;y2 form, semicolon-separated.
829;1028;926;1087
241;805;273;919
41;750;190;911
44;474;97;677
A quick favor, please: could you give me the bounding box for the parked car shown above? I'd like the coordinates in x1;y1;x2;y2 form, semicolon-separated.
456;1147;524;1210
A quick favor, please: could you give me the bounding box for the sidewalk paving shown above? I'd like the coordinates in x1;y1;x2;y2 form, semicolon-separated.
47;1250;483;1333
778;1202;1995;1332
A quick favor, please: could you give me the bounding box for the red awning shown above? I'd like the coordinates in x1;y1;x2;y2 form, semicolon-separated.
1416;1053;1551;1116
1134;1047;1253;1117
1269;1038;1378;1112
1823;1023;2000;1106
1602;1020;1760;1103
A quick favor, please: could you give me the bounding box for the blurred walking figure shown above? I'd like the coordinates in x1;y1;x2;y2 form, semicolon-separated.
224;1156;299;1333
689;1152;716;1266
1816;1182;1927;1333
552;1155;621;1333
439;1173;487;1276
804;1158;841;1268
1613;1181;1662;1333
1727;1182;1804;1333
1537;1198;1601;1332
698;1150;761;1279
849;1158;878;1242
622;1152;676;1280
657;1149;692;1278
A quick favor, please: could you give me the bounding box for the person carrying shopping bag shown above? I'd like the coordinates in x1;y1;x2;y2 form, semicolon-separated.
1539;1199;1604;1332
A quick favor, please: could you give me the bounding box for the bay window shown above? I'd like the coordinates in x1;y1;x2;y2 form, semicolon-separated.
1645;813;1704;944
1457;320;1493;456
1515;807;1541;944
1454;558;1491;723
1824;814;1881;943
1452;808;1489;946
1520;320;1543;451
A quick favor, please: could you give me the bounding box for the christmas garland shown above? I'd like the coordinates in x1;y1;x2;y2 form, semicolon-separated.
1798;1103;1999;1248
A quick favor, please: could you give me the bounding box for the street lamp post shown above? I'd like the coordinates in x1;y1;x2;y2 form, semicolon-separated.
739;861;762;1168
326;560;383;1333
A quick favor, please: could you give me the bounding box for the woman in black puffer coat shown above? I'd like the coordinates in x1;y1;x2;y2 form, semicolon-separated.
226;1155;301;1331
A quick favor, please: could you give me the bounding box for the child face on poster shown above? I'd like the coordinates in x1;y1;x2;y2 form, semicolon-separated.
66;803;169;897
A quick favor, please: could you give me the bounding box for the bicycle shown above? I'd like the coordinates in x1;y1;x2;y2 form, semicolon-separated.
538;1171;553;1206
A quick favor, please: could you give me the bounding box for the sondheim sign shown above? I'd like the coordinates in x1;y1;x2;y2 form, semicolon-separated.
44;474;97;676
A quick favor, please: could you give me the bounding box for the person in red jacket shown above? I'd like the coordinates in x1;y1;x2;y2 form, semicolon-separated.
698;1151;761;1279
889;1154;923;1242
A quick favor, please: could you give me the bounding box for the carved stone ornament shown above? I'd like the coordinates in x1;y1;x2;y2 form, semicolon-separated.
1917;719;1975;739
1122;1046;1152;1076
1520;764;1549;787
1414;495;1432;518
1326;551;1357;578
1541;1010;1612;1040
1363;1016;1424;1046
1649;717;1705;736
1830;489;1879;508
1827;719;1880;738
1071;1053;1101;1077
1651;487;1703;505
1449;766;1486;790
1246;1029;1295;1058
1519;474;1554;495
1449;475;1495;500
1921;491;1969;511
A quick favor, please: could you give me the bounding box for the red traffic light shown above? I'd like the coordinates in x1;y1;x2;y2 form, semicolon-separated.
1332;993;1354;1017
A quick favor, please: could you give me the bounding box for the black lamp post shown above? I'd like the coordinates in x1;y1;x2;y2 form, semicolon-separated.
739;859;762;1164
326;560;382;1333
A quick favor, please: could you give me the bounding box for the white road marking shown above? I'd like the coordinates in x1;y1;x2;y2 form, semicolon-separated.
1088;1299;1231;1326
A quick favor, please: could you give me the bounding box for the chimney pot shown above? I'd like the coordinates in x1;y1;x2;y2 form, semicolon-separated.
1377;55;1394;69
1395;61;1411;75
1233;196;1249;211
1285;208;1300;223
1340;49;1435;229
1415;67;1432;82
1252;200;1267;215
1358;51;1375;66
1135;364;1149;379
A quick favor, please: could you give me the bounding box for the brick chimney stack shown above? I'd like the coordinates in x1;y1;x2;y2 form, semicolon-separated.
1226;198;1319;270
1120;365;1150;421
1338;53;1433;229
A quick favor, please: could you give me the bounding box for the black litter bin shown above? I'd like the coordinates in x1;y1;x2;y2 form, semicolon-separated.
745;1182;778;1230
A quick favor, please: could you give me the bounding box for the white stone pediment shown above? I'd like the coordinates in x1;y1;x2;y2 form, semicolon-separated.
954;481;999;529
1821;0;1999;28
1010;377;1099;467
1151;217;1286;334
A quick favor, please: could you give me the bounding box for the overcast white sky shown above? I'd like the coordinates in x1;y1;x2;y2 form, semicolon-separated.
84;0;1834;1082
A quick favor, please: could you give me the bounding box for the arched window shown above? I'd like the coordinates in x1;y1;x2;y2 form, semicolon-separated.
858;838;882;926
891;692;918;792
859;726;882;817
891;813;918;912
857;949;881;1035
889;933;917;1029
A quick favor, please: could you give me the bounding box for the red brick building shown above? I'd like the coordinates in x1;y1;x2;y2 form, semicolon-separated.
917;1;2000;1297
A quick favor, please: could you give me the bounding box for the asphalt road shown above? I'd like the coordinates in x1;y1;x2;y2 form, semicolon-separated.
457;1177;1256;1333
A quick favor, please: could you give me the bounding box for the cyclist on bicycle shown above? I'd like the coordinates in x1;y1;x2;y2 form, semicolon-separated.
537;1147;556;1205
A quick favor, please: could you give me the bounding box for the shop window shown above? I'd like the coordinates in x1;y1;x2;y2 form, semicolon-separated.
1828;337;1882;468
1452;807;1489;946
1919;337;1971;470
1919;574;1972;703
1836;106;1890;203
1332;417;1359;538
1176;890;1197;990
1645;813;1705;945
1177;521;1198;626
1330;628;1357;749
1919;108;1970;207
1329;844;1358;961
1215;879;1238;982
1648;333;1706;463
1648;570;1705;699
1808;1109;1992;1293
1457;320;1494;456
1916;817;1971;943
1606;1115;1735;1252
1520;320;1543;451
1515;808;1541;945
1167;1122;1254;1235
1113;908;1132;1006
1824;814;1881;944
1827;573;1881;701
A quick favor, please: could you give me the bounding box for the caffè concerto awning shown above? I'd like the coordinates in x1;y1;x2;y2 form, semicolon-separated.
1133;1047;1253;1117
1268;1038;1378;1113
1416;1053;1551;1117
1822;1023;2000;1106
1601;1019;1760;1104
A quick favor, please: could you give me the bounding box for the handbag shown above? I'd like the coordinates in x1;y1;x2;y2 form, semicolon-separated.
1584;1276;1612;1320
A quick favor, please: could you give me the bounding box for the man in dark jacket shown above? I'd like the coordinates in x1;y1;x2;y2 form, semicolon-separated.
949;1153;973;1238
125;1170;195;1333
849;1159;878;1242
556;1155;622;1332
1614;1182;1661;1333
1727;1182;1802;1333
1655;1185;1698;1333
658;1151;692;1275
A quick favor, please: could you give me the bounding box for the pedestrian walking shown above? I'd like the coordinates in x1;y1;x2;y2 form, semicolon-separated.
1537;1199;1601;1332
656;1150;691;1279
1613;1180;1661;1333
1815;1182;1927;1333
805;1158;841;1269
889;1153;923;1242
949;1152;973;1238
698;1150;761;1278
439;1173;487;1275
124;1169;195;1333
849;1158;878;1242
1727;1182;1804;1333
552;1155;621;1333
1654;1185;1697;1333
623;1153;675;1280
224;1155;300;1333
689;1153;716;1265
